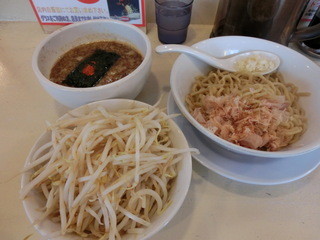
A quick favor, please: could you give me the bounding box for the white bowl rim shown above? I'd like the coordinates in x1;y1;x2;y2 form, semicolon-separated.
21;98;192;240
32;19;152;92
171;35;320;159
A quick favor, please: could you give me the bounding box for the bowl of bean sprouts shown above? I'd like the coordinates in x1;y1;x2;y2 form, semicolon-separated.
20;99;197;239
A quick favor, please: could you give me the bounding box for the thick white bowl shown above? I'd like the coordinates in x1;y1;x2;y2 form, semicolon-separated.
32;20;152;108
170;36;320;158
21;99;192;240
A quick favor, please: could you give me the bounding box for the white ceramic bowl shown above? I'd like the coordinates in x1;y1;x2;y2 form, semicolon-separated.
32;20;152;108
170;36;320;158
21;99;192;240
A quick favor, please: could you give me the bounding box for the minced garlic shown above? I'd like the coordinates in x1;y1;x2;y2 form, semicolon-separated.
235;54;275;73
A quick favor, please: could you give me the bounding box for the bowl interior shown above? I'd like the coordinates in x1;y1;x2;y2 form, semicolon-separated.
170;36;320;158
36;20;149;79
21;99;192;240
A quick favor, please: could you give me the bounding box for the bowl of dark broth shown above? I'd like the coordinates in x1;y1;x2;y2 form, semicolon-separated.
32;19;151;108
50;41;143;88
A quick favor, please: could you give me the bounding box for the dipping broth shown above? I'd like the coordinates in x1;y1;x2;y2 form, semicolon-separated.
50;41;143;87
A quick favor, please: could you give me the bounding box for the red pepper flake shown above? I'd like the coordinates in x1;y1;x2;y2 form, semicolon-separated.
82;63;95;76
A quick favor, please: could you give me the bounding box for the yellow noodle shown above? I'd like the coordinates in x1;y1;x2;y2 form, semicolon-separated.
186;69;307;151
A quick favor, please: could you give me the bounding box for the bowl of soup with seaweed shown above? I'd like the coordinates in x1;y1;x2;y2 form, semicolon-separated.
32;19;151;108
50;41;143;88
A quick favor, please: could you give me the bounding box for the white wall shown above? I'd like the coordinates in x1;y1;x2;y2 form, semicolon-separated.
0;0;219;25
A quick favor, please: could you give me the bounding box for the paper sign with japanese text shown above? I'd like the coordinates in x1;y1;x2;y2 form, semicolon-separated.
29;0;146;28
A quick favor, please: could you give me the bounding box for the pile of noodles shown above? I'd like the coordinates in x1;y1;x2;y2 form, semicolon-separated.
20;104;197;239
186;69;308;151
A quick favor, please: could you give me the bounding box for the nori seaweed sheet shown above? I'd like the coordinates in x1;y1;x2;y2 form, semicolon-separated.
62;49;120;88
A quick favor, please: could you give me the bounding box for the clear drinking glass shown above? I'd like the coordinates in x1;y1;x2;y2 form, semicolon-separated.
155;0;194;44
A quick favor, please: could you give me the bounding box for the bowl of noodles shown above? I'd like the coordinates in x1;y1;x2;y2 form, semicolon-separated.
20;99;196;239
170;36;320;158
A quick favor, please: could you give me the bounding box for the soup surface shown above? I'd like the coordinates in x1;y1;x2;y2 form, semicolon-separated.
50;41;143;87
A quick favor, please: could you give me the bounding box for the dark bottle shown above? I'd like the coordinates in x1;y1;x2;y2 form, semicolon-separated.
210;0;280;39
209;0;312;46
302;7;320;49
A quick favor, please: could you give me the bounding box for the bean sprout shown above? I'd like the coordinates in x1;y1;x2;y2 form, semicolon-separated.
20;104;198;239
